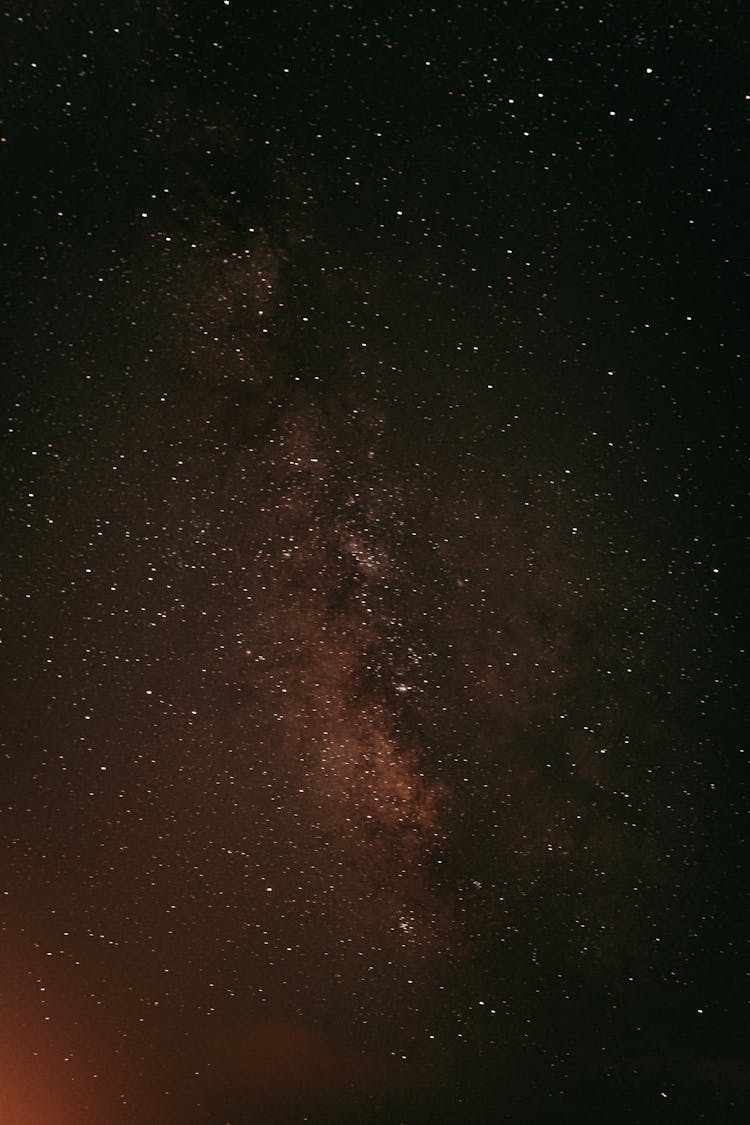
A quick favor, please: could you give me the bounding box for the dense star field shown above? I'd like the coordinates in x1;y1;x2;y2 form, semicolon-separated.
1;2;747;1122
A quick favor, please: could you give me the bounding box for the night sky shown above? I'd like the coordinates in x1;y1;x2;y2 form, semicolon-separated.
1;2;748;1122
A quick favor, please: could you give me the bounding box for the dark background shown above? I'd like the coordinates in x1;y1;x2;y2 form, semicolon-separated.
1;2;747;1121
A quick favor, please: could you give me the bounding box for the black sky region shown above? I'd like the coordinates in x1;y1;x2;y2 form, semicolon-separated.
1;2;748;1122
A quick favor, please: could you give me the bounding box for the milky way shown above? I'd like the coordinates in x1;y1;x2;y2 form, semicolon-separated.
1;4;747;1123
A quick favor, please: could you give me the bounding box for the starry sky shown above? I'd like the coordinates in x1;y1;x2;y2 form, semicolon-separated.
1;2;748;1122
